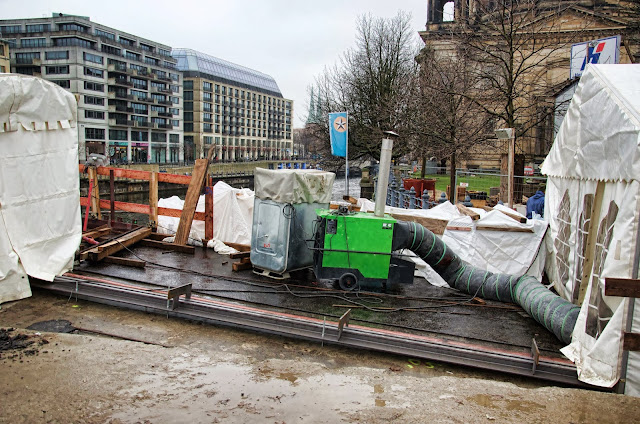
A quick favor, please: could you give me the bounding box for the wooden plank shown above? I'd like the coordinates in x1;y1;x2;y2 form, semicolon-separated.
456;203;480;220
80;198;206;221
148;232;171;241
497;208;527;223
342;195;359;205
476;225;534;233
174;158;210;245
82;226;111;239
223;242;251;252
157;173;192;185
482;206;494;212
605;278;640;298
149;171;158;228
80;165;193;185
579;181;606;304
103;256;146;268
86;227;151;261
138;239;195;254
205;186;214;241
388;212;449;236
623;332;640;352
232;261;253;272
229;251;251;259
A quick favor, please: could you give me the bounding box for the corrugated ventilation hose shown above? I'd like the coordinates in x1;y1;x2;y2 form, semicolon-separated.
392;220;580;344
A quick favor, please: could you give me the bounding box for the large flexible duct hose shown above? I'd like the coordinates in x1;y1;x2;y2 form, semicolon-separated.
392;220;580;344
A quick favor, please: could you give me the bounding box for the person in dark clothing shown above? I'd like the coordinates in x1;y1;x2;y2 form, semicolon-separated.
526;189;545;219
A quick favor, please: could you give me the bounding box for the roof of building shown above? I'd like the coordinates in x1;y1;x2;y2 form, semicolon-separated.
172;48;282;97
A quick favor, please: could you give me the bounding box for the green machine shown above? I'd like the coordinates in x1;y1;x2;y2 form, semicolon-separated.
312;208;415;291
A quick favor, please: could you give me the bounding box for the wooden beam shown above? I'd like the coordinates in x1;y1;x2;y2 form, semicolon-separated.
388;212;449;236
476;225;534;233
82;226;111;239
149;171;159;228
605;278;640;298
80;198;206;221
174;158;210;245
229;251;251;259
85;227;151;261
138;239;195;254
496;208;527;223
579;181;606;304
87;166;102;219
623;332;640;352
223;242;251;252
79;165;193;185
456;203;480;221
103;256;146;268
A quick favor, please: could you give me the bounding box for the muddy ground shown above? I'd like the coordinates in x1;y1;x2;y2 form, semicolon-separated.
1;290;639;423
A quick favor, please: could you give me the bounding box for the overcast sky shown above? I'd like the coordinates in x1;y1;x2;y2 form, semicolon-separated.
2;0;429;128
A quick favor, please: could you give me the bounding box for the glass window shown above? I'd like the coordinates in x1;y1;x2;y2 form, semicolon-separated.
159;49;171;57
84;110;105;119
0;25;21;34
203;81;212;91
183;112;193;121
184;102;193;111
131;131;149;142
85;128;105;139
54;37;94;48
83;52;103;64
170;134;179;143
119;37;134;46
184;91;193;101
58;23;86;32
125;51;141;61
20;38;46;48
140;43;154;52
170;96;180;104
132;103;148;114
184;80;193;90
95;28;115;40
84;67;104;78
15;52;40;64
101;44;121;56
109;129;128;140
131;77;147;90
151;132;166;142
203;92;212;101
184;123;193;132
26;24;50;33
169;72;179;81
145;57;159;66
84;96;104;106
131;90;147;99
45;50;69;60
46;65;69;75
53;80;70;89
84;81;104;92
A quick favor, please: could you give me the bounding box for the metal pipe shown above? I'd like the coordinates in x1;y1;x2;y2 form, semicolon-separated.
374;138;393;217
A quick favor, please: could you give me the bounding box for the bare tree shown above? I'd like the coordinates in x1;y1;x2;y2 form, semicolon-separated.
308;12;421;167
411;46;495;200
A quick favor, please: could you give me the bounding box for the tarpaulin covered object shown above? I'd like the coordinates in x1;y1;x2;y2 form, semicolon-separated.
542;64;640;395
254;168;335;204
0;74;81;303
157;181;254;248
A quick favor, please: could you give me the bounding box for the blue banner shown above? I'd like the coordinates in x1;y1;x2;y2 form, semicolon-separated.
329;112;348;157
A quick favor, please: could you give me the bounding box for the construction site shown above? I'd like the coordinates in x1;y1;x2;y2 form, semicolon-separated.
2;65;640;422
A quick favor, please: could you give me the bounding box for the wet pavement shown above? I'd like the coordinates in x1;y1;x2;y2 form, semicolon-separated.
1;290;639;423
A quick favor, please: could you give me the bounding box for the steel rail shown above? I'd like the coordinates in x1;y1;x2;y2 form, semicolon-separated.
33;276;591;388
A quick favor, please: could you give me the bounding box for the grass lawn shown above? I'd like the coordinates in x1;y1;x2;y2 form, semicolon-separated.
410;173;501;194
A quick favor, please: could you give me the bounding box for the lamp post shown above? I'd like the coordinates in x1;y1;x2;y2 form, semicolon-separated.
495;128;515;208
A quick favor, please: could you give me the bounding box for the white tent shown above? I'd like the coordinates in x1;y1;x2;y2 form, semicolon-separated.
542;64;640;395
0;75;82;303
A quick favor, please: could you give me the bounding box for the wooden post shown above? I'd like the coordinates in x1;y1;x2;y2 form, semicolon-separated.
578;181;605;304
149;171;158;229
508;135;515;208
87;166;102;219
109;169;115;227
204;186;214;242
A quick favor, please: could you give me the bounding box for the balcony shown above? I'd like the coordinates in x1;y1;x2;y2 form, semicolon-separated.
134;120;151;128
107;63;131;74
157;123;173;129
108;77;133;87
108;105;134;113
109;118;134;127
108;92;134;100
15;58;42;66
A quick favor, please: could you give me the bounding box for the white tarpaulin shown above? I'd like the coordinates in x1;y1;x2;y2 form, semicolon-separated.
541;64;640;393
254;168;335;203
157;181;254;248
0;74;81;303
358;200;547;288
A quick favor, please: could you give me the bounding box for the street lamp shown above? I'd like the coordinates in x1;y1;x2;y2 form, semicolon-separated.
495;128;515;208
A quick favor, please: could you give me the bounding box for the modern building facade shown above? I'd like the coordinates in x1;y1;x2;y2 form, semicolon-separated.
0;13;183;163
0;40;9;73
172;49;293;162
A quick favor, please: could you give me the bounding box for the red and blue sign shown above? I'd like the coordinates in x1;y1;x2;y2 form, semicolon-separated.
570;36;620;79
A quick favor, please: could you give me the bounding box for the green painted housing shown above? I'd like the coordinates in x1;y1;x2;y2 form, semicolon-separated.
316;211;396;279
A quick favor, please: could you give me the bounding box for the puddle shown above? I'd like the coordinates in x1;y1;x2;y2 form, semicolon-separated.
112;354;378;422
467;394;544;412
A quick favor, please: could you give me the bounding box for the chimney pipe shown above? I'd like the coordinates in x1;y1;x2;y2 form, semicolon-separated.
374;133;397;217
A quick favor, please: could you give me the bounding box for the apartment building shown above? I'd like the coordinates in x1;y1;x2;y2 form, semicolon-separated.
172;48;293;162
0;40;9;72
0;13;183;163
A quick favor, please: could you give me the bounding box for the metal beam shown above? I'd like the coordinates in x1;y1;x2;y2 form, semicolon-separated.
35;276;591;387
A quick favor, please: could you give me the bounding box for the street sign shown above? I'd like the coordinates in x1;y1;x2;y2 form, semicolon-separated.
570;36;620;79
